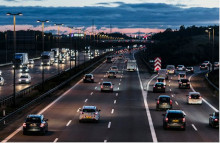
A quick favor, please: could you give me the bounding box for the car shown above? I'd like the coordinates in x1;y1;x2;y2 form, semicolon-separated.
19;66;29;73
214;62;219;67
28;59;34;64
158;69;168;79
101;81;113;92
153;82;166;93
18;74;31;84
59;59;65;64
203;61;211;66
107;71;117;78
70;56;75;61
178;72;186;81
176;65;185;71
83;74;94;83
156;77;166;86
166;65;175;74
0;70;2;76
118;55;123;60
54;58;58;63
23;114;48;135
79;106;101;123
200;63;208;70
179;79;190;89
156;95;172;110
209;112;219;128
186;67;194;73
163;110;186;130
0;77;4;86
186;92;202;104
110;66;118;72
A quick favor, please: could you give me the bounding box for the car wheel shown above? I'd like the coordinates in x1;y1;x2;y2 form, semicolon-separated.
23;131;27;135
79;120;82;123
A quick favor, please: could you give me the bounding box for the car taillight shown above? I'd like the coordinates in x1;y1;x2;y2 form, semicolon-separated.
40;123;45;128
165;118;168;122
189;96;191;99
170;100;172;105
23;123;26;128
214;119;218;121
111;86;113;88
81;112;84;114
199;96;202;99
101;85;103;88
179;82;182;84
94;112;98;115
157;100;159;104
182;118;185;122
187;82;190;84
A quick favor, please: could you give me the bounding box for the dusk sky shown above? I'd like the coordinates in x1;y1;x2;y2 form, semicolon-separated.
0;0;219;35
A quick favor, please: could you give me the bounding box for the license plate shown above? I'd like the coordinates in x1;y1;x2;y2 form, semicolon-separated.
86;116;91;119
158;87;161;89
30;124;36;127
183;83;186;85
172;120;179;123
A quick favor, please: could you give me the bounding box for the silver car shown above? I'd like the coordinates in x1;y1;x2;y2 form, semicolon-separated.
18;74;31;84
187;92;202;104
177;65;185;71
0;77;4;86
79;106;101;122
101;82;114;92
166;65;175;74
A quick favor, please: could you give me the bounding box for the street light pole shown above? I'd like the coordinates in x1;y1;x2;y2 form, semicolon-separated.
75;28;81;67
37;20;49;91
6;12;22;107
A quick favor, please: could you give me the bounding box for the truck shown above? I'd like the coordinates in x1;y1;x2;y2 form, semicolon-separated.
41;51;54;66
127;60;137;71
13;53;29;68
51;48;59;58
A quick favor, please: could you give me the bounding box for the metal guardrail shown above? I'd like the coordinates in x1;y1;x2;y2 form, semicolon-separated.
205;73;219;91
0;54;107;125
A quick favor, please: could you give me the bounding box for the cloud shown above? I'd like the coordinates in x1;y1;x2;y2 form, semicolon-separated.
0;2;218;33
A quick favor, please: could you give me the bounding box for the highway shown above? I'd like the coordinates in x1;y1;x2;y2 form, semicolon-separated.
0;51;102;99
0;49;219;142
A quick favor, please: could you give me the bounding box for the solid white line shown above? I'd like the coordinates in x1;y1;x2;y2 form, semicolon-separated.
108;122;111;128
175;101;179;105
182;111;186;116
104;140;107;143
189;74;219;112
134;53;157;142
171;94;174;97
85;99;88;102
192;124;198;131
53;138;59;143
111;109;114;114
114;100;116;104
66;120;72;126
90;92;93;95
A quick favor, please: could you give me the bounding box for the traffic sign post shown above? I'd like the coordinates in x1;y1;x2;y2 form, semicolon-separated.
154;57;161;72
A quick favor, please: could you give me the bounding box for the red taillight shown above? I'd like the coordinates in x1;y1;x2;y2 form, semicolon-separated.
101;85;103;88
111;86;113;88
163;86;166;88
189;96;191;99
94;112;98;115
199;96;202;99
40;123;45;128
182;118;185;122
214;119;218;121
165;118;168;122
179;82;182;84
81;112;84;114
170;100;172;105
157;100;159;104
23;123;26;128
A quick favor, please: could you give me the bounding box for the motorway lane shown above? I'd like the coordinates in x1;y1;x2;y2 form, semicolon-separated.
4;52;153;142
137;59;219;142
0;51;98;98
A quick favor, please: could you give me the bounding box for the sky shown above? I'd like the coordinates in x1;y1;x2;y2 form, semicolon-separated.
0;0;219;35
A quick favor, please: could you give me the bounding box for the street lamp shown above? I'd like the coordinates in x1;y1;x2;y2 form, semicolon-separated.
6;12;22;107
54;23;64;74
206;27;215;72
68;26;75;69
37;20;49;91
75;28;82;67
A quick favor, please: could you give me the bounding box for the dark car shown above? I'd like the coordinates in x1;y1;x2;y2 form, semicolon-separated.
156;95;172;110
200;63;208;70
153;82;166;93
70;56;75;61
108;71;117;78
179;79;190;89
23;114;48;135
83;74;94;83
101;82;113;92
209;112;219;128
163;110;186;130
186;67;194;73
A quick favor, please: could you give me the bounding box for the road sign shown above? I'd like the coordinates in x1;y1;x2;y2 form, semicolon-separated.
154;57;161;72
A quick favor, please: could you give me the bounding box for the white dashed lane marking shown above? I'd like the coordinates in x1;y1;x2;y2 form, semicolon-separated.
111;109;114;114
175;101;178;105
53;138;58;143
90;92;93;95
66;120;72;126
95;86;97;89
119;83;121;85
108;122;111;128
85;99;88;102
192;124;198;131
114;100;116;104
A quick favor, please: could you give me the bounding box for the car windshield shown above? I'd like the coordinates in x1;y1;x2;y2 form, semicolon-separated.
103;83;111;86
85;75;92;78
181;79;188;82
159;70;166;74
83;109;96;112
22;67;27;70
109;72;115;74
157;79;164;82
21;75;28;78
159;97;170;103
112;67;117;69
156;83;163;87
190;94;200;99
167;113;184;118
180;74;185;77
178;66;183;68
26;117;41;123
187;67;192;69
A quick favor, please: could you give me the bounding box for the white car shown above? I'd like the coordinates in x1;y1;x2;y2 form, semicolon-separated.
79;106;101;122
178;72;186;81
203;61;211;66
28;59;34;64
19;66;29;73
187;92;202;104
166;65;175;74
18;74;31;84
177;65;185;71
110;66;118;72
0;77;4;86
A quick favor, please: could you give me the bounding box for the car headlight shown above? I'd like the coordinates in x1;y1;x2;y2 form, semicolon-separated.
41;62;43;65
25;69;28;72
19;69;22;72
20;65;22;68
26;79;29;81
19;79;21;81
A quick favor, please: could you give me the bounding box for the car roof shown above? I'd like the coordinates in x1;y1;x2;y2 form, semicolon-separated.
83;106;96;109
186;66;193;68
167;110;183;114
189;92;200;95
103;81;112;84
159;95;170;98
27;114;43;118
157;77;165;79
155;82;164;85
85;74;93;76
